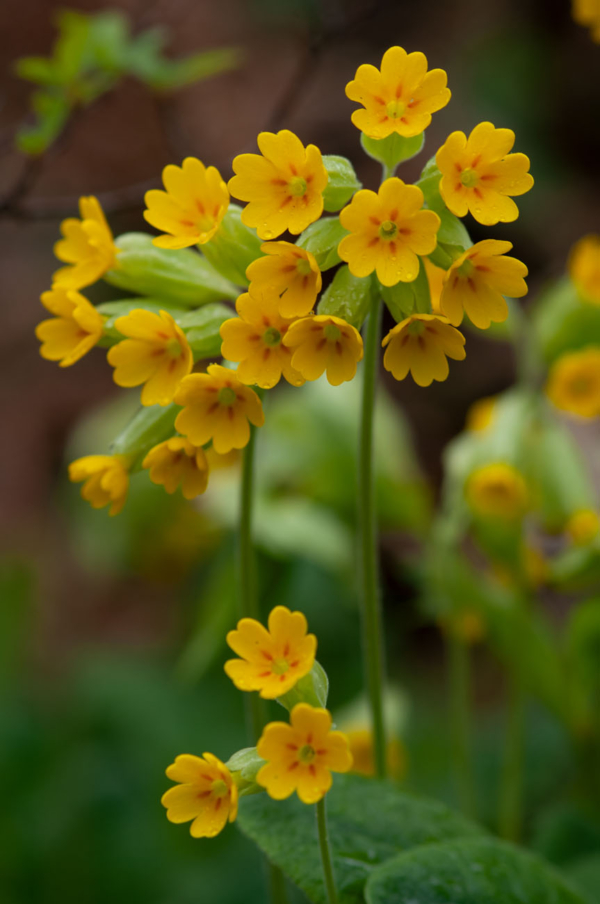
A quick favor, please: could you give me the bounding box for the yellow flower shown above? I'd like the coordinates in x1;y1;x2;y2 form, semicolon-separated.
142;437;209;500
282;315;364;386
439;240;528;329
174;364;264;454
465;395;497;432
161;753;238;838
256;703;353;804
436;122;533;226
441;610;487;645
566;509;600;545
53;196;117;290
338;178;440;287
143;157;229;249
424;258;445;313
546;347;600;418
229;130;328;240
466;462;528;520
36;288;104;367
569;235;600;304
573;0;600;41
345;46;450;139
68;455;130;516
225;605;316;699
345;728;406;780
246;242;322;318
382;313;466;386
107;309;193;407
220;288;305;389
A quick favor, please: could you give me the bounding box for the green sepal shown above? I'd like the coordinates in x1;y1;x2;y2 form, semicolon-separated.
201;204;262;287
277;661;329;712
360;131;425;175
296;217;348;270
532;276;600;364
380;257;431;321
109;402;179;465
428;242;464;270
321;155;362;212
225;747;267;792
317;265;373;329
416;165;472;250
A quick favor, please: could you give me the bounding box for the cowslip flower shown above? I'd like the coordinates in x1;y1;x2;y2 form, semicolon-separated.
107;309;193;407
345;46;450;139
465;395;497;432
36;288;104;366
256;703;353;804
225;605;316;699
53;196;117;289
345;728;405;780
142;437;209;500
246;242;322;318
466;462;528;520
143;157;229;249
546;347;600;418
161;753;238;838
174;364;264;454
382;313;466;386
68;455;130;516
282;315;364;386
229;130;328;240
439;240;528;329
566;509;600;545
436;122;533;226
338;178;440;287
573;0;600;41
220;288;305;389
569;235;600;304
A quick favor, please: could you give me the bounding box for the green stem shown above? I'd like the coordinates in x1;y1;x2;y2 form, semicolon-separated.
316;798;339;904
267;860;290;904
498;670;525;841
448;631;477;819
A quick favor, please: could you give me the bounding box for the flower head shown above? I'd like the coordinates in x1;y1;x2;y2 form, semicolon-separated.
436;122;533;226
345;728;405;780
143;157;229;249
282;315;364;386
466;462;528;520
68;455;130;516
225;605;316;699
345;46;450;139
569;235;600;304
546;347;600;418
338;178;440;287
229;130;328;240
382;313;466;386
53;196;116;290
174;364;264;455
466;395;497;432
161;753;238;838
36;288;104;367
257;703;353;804
246;242;322;318
142;437;209;500
566;509;600;545
573;0;600;41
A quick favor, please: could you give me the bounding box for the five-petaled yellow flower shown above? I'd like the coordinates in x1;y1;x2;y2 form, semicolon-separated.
436;122;533;226
246;242;322;318
225;605;316;699
566;509;600;545
229;130;328;240
569;235;600;304
69;455;130;516
345;46;450;140
53;196;117;290
161;753;238;838
440;240;528;330
174;364;264;455
466;462;528;520
257;703;353;804
338;178;440;287
142;437;209;500
573;0;600;41
283;315;364;386
144;157;229;249
546;347;600;418
36;288;104;367
382;313;466;386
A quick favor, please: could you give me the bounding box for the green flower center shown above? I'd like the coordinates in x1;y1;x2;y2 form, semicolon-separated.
289;176;308;198
211;779;229;798
166;338;182;358
296;258;313;276
460;167;479;188
379;220;398;241
263;326;282;347
386;99;406;119
272;658;289;675
407;319;425;336
324;323;341;342
457;258;475;278
218;386;237;405
299;744;316;764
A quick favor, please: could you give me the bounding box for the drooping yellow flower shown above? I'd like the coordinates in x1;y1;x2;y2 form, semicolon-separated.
345;728;406;780
161;753;238;838
547;347;600;418
465;395;497;432
566;509;600;545
424;258;445;314
68;455;130;516
229;130;328;240
466;462;528;520
257;703;353;804
338;178;440;287
220;288;305;389
439;240;528;330
225;606;316;699
382;313;466;386
569;235;600;304
36;288;104;367
282;315;364;386
142;437;209;500
53;196;117;290
436;122;533;226
345;46;451;139
573;0;600;41
107;309;193;407
174;364;264;455
246;242;322;318
143;158;229;249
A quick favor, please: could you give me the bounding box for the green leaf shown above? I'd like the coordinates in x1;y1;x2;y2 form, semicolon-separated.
53;10;91;83
202;204;262;286
532;277;600;364
179;302;232;359
278;661;329;711
137;46;240;91
88;10;130;72
360;131;425;173
322;155;362;212
14;56;59;85
226;747;266;783
16;89;70;155
296;218;348;270
317;265;372;328
565;854;600;904
110;403;179;462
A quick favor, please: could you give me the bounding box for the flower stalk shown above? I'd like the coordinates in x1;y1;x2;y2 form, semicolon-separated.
448;631;477;819
316;798;339;904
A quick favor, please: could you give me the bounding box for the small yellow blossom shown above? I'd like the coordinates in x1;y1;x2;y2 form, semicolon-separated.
424;258;445;313
36;288;104;367
439;240;528;330
441;610;487;645
466;395;497;432
282;315;364;386
53;196;116;290
161;753;238;838
246;242;322;318
566;509;600;545
345;728;406;780
220;288;305;389
436;122;533;226
174;364;264;455
338;178;440;287
143;158;229;249
107;309;193;407
569;235;600;304
229;130;328;240
345;46;450;139
68;455;130;516
573;0;600;41
257;703;353;804
466;462;528;520
382;313;466;386
546;347;600;418
225;606;316;699
142;437;209;500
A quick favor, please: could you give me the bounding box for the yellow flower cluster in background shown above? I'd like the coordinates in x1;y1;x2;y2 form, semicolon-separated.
573;0;600;41
569;235;600;304
547;347;600;418
466;462;529;521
